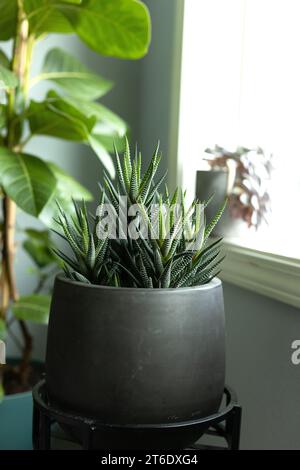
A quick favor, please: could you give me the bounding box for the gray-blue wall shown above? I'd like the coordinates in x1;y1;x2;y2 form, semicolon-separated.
224;283;300;449
138;0;182;180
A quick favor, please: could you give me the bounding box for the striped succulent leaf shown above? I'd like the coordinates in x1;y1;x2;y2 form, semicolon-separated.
53;200;117;286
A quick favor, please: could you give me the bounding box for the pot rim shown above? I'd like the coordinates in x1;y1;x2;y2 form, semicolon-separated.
55;274;221;293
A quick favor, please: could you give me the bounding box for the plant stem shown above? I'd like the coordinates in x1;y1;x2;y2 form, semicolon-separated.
18;133;32;150
7;323;23;352
0;262;10;320
3;198;17;300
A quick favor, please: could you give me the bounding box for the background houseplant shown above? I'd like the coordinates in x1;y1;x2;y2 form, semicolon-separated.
0;0;150;403
196;145;272;237
46;142;226;449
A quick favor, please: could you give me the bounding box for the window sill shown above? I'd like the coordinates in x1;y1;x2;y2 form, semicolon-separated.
219;238;300;309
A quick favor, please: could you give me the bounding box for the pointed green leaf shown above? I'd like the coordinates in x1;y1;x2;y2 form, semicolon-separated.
56;0;151;59
123;137;132;189
199;237;223;261
129;160;138;201
145;170;167;205
52;247;79;272
191;257;225;286
35;47;113;100
136;253;149;287
12;294;51;324
0;65;18;90
204;199;227;241
72;271;91;284
0;148;57;216
160;259;172;288
139;144;160;201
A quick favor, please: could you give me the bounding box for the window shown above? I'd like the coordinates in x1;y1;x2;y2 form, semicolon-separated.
176;0;300;306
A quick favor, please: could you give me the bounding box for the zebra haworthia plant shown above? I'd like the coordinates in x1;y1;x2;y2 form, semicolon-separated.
55;141;226;288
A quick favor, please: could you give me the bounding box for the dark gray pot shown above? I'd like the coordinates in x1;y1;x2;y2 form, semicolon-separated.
46;276;225;448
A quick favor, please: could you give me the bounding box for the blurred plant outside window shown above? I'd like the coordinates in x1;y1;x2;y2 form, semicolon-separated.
177;0;300;258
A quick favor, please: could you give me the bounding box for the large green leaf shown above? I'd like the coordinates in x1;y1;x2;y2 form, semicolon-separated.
0;0;17;40
28;93;96;141
0;147;57;216
24;0;78;35
0;50;10;69
57;95;127;173
65;97;127;137
39;161;92;228
34;47;113;100
56;0;151;59
29;92;116;176
0;319;7;341
0;65;18;90
12;294;51;324
23;228;58;268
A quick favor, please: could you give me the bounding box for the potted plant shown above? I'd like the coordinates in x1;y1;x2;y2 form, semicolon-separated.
0;0;150;449
46;141;227;449
196;145;272;237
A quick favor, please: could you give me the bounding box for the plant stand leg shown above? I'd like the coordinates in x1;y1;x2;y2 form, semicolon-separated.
226;405;242;450
38;414;51;450
32;403;40;450
82;425;95;450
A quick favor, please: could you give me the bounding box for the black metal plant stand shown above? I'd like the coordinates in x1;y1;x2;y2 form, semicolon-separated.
32;379;242;450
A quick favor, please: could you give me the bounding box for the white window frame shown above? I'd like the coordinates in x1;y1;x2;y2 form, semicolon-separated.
220;240;300;308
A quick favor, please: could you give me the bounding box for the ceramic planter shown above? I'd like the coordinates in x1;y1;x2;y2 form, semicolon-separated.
46;275;225;448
